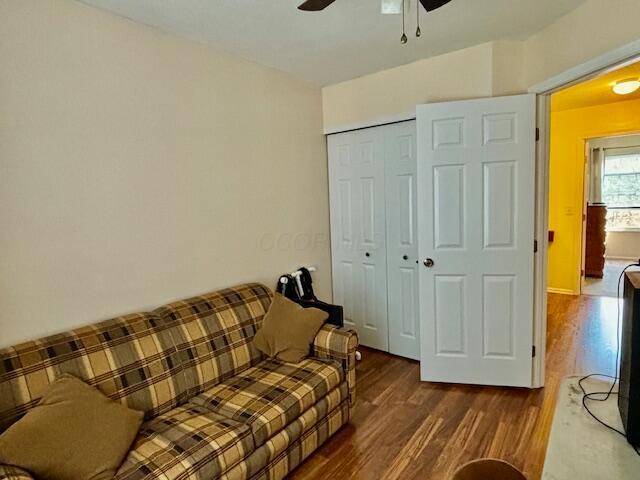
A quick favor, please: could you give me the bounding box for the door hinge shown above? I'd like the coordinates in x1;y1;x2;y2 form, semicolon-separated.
534;240;538;253
535;128;540;142
532;345;536;358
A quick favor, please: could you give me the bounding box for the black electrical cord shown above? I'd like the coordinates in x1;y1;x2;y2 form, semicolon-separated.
578;261;640;456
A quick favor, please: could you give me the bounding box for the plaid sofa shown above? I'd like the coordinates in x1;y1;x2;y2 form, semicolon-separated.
0;283;358;480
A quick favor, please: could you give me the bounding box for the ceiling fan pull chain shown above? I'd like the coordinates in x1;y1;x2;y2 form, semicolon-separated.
401;0;408;44
416;0;422;37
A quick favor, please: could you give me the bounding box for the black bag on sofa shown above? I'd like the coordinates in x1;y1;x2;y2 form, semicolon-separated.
275;269;344;328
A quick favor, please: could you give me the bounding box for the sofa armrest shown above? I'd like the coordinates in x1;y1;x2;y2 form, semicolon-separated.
312;325;358;408
0;465;34;480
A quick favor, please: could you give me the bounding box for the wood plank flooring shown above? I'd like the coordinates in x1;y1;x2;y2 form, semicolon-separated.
290;294;620;480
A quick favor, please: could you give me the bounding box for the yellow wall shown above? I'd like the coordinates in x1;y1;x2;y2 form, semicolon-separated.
548;99;640;293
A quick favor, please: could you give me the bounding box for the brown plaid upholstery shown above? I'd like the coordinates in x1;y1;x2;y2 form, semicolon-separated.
155;284;272;398
190;357;343;447
249;402;348;480
0;312;187;432
312;325;358;409
221;383;348;480
115;404;254;480
0;283;358;480
0;465;34;480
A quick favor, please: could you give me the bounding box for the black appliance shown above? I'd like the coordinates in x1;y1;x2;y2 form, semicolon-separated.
619;271;640;448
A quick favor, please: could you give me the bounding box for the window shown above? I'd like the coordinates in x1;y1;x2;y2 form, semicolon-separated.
602;152;640;231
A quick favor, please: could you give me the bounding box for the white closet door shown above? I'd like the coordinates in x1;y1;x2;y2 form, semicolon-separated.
328;127;389;351
328;131;358;335
385;121;420;360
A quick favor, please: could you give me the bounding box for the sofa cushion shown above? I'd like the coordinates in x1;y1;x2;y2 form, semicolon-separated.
0;464;35;480
115;404;254;480
253;293;328;363
155;283;272;398
0;374;143;480
223;382;349;479
0;312;186;432
190;357;343;447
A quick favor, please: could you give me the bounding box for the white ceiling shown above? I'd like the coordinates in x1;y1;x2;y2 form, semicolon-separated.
78;0;586;86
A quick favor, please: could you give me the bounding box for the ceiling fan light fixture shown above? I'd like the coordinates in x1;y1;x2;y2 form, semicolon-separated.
298;0;453;45
400;0;407;44
381;0;404;14
612;78;640;95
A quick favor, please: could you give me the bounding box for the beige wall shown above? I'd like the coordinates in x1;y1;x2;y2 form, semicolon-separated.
607;232;640;260
323;0;640;131
523;0;640;87
491;40;526;96
322;43;495;131
0;0;329;347
321;40;531;131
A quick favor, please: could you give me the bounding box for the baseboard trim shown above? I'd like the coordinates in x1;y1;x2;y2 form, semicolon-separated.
547;287;578;295
605;256;638;261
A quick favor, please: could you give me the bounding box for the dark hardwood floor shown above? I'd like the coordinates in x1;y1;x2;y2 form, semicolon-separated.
290;294;620;480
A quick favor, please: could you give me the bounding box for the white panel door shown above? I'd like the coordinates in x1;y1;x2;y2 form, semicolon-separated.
328;127;389;351
385;121;420;360
417;94;536;387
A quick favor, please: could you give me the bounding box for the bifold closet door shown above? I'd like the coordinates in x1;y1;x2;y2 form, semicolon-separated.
385;121;420;360
328;127;389;352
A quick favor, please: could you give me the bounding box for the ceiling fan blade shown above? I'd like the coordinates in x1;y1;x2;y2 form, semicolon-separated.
419;0;453;12
298;0;337;11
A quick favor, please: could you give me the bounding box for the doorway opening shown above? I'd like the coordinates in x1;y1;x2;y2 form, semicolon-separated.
546;62;640;299
531;45;640;388
582;133;640;297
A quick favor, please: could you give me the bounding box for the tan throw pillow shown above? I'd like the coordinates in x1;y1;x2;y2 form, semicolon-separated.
0;374;143;480
254;293;328;363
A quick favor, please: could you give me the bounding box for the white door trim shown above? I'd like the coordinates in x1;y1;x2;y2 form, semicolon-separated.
531;93;550;388
531;39;640;388
528;39;640;94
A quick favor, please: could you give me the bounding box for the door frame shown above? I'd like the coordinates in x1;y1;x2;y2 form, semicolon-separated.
580;139;589;295
529;39;640;388
581;132;640;294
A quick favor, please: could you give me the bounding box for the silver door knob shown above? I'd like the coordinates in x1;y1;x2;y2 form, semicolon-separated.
423;258;435;268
